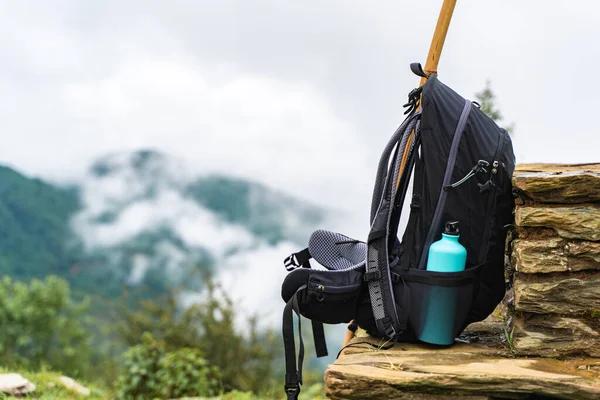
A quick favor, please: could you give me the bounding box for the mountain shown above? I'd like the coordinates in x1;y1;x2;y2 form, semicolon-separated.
0;165;80;280
0;150;327;304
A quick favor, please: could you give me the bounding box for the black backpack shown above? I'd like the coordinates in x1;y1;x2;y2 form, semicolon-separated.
280;66;515;399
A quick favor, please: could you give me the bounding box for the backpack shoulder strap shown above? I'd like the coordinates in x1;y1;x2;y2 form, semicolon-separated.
365;112;420;338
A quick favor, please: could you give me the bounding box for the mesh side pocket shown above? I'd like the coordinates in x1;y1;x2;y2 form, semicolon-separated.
396;264;481;345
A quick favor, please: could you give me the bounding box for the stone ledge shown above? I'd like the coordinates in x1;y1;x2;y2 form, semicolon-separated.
513;163;600;204
325;339;600;400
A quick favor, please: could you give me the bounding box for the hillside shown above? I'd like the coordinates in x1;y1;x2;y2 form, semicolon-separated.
0;165;80;279
0;150;326;302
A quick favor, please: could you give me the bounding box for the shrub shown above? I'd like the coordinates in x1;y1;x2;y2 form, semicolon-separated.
157;347;221;398
115;333;221;400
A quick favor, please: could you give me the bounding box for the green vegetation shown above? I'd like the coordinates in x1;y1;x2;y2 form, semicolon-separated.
116;279;282;394
0;368;106;399
115;333;221;399
0;276;91;376
0;275;325;399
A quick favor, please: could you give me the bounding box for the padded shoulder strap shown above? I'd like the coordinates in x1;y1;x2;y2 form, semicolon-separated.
366;112;420;338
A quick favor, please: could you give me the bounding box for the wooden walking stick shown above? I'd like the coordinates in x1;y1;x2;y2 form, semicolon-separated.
342;0;458;349
397;0;457;183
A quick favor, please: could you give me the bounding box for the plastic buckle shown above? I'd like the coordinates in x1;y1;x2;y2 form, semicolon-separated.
363;270;381;282
384;325;397;339
284;372;301;397
284;254;299;271
284;383;300;399
285;384;299;395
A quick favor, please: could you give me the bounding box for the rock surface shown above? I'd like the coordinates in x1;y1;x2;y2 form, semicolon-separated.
58;376;91;396
0;373;36;396
325;339;600;400
511;238;600;273
513;271;600;314
513;163;600;204
511;314;600;358
515;205;600;241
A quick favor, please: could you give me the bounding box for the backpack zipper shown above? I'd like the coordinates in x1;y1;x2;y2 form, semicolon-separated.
443;160;490;191
311;282;362;294
478;135;505;263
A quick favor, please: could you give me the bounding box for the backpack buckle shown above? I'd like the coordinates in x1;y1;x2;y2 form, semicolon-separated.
284;373;301;399
284;254;300;271
363;270;381;282
284;248;312;271
384;324;397;338
285;384;300;395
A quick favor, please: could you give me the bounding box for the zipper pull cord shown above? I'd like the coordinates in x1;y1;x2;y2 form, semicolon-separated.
443;160;490;191
478;160;499;193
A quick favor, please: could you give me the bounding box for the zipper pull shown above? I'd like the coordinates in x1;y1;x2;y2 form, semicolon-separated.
443;160;489;191
478;160;499;193
315;284;325;302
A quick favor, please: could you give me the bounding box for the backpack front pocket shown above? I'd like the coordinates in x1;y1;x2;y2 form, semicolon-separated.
298;272;363;324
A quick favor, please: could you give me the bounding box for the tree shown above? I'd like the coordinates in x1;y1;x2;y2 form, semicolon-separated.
0;276;92;376
475;80;515;135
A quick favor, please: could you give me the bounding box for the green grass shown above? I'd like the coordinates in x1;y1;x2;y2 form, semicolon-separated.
0;370;325;400
0;369;109;399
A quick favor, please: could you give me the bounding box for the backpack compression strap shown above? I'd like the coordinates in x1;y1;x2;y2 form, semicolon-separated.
366;112;420;338
282;286;327;400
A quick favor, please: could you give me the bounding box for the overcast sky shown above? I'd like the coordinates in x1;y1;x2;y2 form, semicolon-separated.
0;0;598;225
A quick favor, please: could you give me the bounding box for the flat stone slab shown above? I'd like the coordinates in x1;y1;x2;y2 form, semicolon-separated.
325;340;600;400
511;238;600;274
513;271;600;315
515;205;600;241
513;163;600;204
512;314;600;358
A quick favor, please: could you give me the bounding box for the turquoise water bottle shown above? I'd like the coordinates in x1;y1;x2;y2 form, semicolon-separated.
418;221;467;345
426;221;467;273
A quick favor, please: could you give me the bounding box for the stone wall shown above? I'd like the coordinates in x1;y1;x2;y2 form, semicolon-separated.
507;163;600;357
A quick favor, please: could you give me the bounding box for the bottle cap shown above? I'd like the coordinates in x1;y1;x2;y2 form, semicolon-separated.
444;221;460;235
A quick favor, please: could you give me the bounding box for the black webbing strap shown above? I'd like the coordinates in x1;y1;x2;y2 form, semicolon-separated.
312;320;328;358
284;248;312;271
410;62;428;78
282;286;328;399
283;288;304;399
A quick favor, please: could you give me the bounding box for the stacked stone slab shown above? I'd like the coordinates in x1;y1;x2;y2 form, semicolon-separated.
509;163;600;357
